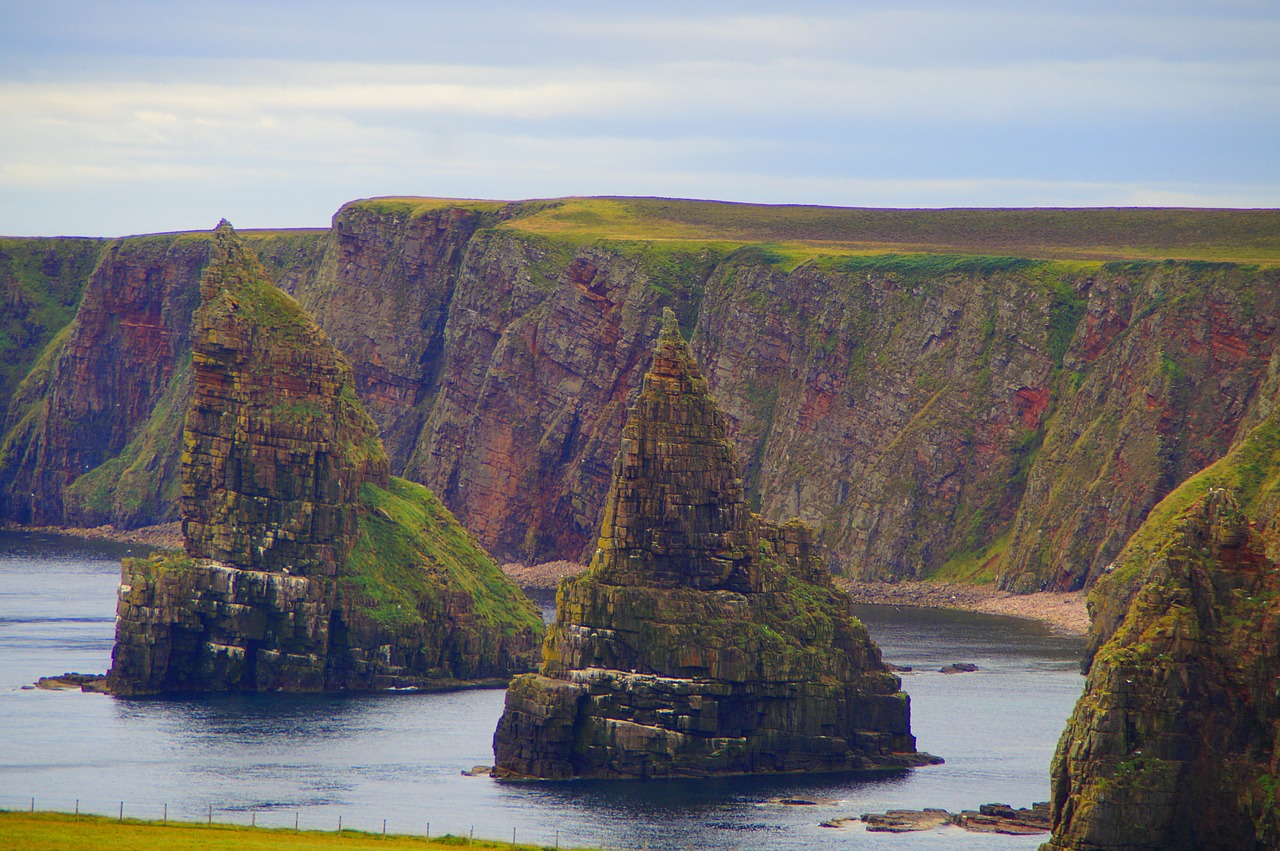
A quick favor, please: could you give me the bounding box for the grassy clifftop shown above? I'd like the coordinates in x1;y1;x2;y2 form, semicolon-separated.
344;196;1280;264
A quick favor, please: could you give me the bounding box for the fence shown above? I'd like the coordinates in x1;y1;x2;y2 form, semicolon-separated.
0;794;638;850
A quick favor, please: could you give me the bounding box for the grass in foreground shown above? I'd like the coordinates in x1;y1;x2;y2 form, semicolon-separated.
0;811;592;851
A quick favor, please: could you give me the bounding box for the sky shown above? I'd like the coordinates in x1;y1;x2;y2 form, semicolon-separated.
2;0;1278;237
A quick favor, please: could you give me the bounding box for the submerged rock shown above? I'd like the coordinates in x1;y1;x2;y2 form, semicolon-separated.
492;308;937;779
939;662;978;674
843;802;1049;834
106;221;542;695
34;673;108;692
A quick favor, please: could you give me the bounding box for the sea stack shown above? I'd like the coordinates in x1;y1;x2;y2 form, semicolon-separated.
107;221;542;694
1045;485;1280;850
492;308;935;778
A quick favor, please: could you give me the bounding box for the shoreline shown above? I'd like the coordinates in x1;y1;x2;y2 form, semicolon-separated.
834;578;1089;636
1;521;183;550
502;561;1090;636
4;526;1089;636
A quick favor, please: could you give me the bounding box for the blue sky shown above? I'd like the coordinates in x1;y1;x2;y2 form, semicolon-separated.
2;1;1277;236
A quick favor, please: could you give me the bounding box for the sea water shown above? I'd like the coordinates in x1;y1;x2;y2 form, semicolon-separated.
0;531;1083;849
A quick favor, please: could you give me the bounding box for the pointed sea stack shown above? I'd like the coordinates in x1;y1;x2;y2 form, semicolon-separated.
492;308;935;778
107;221;542;694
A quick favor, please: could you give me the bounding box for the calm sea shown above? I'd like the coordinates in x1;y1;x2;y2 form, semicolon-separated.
0;531;1083;849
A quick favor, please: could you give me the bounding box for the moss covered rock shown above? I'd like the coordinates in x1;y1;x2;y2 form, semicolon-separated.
1045;411;1280;850
492;308;935;778
107;222;541;695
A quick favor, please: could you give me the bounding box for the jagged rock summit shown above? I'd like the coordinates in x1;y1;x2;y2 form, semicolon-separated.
492;308;936;779
182;218;390;576
107;221;542;695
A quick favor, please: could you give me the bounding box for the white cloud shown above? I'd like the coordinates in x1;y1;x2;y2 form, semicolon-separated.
0;2;1277;234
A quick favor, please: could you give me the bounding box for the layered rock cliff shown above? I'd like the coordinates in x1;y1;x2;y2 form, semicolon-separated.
107;221;541;695
4;199;1279;594
1045;401;1280;848
0;229;325;530
0;234;208;528
492;309;933;779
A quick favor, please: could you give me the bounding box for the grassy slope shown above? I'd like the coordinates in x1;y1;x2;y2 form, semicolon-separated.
1105;414;1280;590
343;477;543;637
1077;408;1280;664
62;357;192;526
0;811;590;851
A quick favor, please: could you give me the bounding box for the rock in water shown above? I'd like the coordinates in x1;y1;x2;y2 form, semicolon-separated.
107;221;542;695
492;308;937;779
1046;488;1280;849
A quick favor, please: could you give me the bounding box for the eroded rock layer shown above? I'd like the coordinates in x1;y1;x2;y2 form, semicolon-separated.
492;309;933;778
107;222;542;695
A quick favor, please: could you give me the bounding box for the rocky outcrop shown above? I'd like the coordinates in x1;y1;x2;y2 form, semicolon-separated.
491;309;934;779
1046;477;1280;846
107;221;542;695
5;200;1280;594
182;220;390;576
851;802;1050;835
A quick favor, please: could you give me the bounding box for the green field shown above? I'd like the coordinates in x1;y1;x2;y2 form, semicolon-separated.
0;811;592;851
342;195;1280;264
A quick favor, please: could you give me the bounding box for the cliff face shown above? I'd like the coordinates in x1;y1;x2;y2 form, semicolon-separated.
0;229;326;531
284;211;1277;590
0;234;209;527
400;238;709;566
107;222;541;695
4;199;1279;594
0;237;104;407
1045;399;1280;848
286;200;493;470
492;310;932;779
1003;262;1278;591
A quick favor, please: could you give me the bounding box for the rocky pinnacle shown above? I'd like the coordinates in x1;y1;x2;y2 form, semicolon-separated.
492;308;936;779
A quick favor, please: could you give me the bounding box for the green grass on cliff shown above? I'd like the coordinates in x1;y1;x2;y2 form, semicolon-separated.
63;358;191;527
1104;416;1280;593
932;532;1011;584
348;197;508;219
0;320;70;470
343;477;542;636
478;197;1280;264
122;549;197;581
0;811;592;850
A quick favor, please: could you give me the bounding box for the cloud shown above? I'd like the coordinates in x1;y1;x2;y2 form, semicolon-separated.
0;2;1277;234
